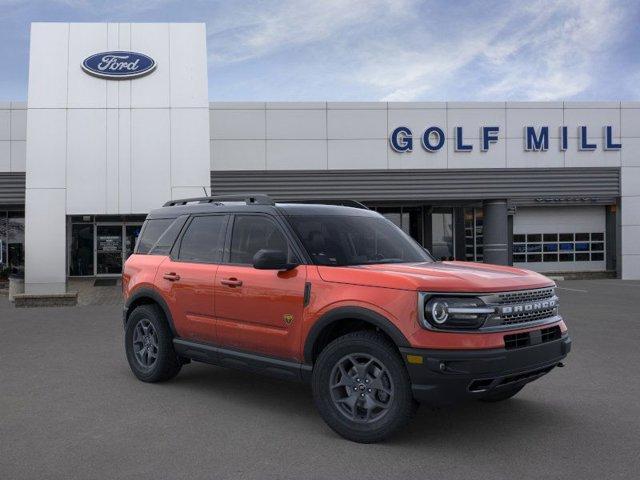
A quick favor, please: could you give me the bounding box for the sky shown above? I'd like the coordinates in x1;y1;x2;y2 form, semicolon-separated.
0;0;639;102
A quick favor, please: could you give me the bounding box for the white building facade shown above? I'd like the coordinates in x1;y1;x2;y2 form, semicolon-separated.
0;22;639;295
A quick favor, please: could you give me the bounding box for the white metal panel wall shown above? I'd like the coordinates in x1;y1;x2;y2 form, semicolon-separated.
621;105;640;279
209;101;628;172
209;100;640;279
25;22;210;293
513;206;606;273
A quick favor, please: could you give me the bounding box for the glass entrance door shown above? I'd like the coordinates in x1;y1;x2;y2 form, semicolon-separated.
431;208;455;260
68;217;145;277
94;223;143;276
96;225;124;275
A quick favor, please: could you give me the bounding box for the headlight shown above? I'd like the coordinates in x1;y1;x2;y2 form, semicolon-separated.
422;296;495;330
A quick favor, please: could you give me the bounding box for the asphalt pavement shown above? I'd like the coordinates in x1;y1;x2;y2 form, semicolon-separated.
1;279;639;480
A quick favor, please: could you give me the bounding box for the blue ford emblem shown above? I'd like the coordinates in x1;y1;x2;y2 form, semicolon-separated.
82;51;156;79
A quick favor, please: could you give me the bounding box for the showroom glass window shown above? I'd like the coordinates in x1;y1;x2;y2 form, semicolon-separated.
512;232;605;263
0;211;25;276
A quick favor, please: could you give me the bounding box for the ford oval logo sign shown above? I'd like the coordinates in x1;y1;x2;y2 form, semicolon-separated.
82;51;156;80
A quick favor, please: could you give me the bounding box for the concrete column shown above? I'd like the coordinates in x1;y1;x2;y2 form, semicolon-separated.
24;23;210;294
483;200;509;266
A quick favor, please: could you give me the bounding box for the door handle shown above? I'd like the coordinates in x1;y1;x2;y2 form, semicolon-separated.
221;278;243;287
163;272;181;281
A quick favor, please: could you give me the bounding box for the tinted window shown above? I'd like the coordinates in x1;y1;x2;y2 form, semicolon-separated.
229;216;291;264
178;215;227;263
288;215;432;266
136;218;174;254
149;215;188;255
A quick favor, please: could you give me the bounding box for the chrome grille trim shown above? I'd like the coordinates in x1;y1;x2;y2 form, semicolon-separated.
496;288;555;304
501;307;557;325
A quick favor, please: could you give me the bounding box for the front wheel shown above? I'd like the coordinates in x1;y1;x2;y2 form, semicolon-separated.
312;331;417;443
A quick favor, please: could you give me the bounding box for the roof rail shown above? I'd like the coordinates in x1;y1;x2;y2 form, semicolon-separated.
287;199;370;210
163;194;275;207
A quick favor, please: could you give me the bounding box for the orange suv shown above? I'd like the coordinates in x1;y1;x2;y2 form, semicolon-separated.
122;194;571;443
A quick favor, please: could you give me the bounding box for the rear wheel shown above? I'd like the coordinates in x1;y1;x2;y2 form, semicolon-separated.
479;385;524;403
125;304;182;382
312;331;417;443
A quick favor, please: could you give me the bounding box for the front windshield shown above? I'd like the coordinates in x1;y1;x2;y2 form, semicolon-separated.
287;214;433;266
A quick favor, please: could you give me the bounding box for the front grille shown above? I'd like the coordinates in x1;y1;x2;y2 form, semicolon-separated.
496;287;555;304
504;325;563;350
541;325;562;342
504;332;530;349
492;287;558;327
502;307;556;325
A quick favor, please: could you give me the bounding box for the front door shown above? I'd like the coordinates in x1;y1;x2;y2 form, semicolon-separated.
215;214;307;361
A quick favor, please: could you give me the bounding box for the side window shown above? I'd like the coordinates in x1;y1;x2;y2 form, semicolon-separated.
178;215;227;263
136;218;174;254
229;215;292;265
149;215;188;255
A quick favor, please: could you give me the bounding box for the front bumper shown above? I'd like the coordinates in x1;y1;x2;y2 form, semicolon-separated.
399;334;571;405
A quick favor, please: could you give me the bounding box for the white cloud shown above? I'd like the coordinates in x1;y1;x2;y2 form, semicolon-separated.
475;0;623;100
207;0;411;64
356;0;626;101
205;0;627;101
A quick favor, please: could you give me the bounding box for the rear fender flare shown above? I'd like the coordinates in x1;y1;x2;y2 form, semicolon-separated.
124;287;177;336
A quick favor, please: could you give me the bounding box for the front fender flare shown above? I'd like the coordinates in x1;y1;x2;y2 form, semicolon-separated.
303;306;410;364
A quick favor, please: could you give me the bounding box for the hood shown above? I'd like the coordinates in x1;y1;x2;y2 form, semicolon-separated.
316;261;554;293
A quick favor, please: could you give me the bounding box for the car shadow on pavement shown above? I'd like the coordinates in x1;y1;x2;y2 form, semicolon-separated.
156;362;574;446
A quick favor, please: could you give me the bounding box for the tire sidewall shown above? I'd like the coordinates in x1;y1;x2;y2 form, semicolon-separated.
312;332;414;442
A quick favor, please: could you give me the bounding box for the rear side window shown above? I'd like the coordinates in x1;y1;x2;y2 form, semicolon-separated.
148;215;188;255
178;215;227;263
136;218;174;254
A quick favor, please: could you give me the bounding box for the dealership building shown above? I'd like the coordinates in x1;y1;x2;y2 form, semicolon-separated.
1;22;639;295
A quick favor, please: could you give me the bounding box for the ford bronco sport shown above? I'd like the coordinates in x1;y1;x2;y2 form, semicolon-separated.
122;194;571;443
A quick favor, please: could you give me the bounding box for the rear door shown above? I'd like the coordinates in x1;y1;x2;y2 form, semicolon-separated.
214;214;307;360
158;214;229;343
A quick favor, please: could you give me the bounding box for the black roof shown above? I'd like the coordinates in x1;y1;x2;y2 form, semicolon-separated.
147;194;379;220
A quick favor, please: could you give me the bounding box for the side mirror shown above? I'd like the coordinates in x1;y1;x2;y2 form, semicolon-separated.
253;249;298;271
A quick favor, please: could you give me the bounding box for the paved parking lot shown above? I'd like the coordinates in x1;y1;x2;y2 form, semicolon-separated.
1;280;639;480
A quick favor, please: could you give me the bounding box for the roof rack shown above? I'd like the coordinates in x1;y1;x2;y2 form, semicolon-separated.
287;199;370;210
163;194;275;207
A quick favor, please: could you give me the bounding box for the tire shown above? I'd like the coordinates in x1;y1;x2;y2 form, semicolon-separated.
125;304;182;383
478;385;524;403
312;331;417;443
